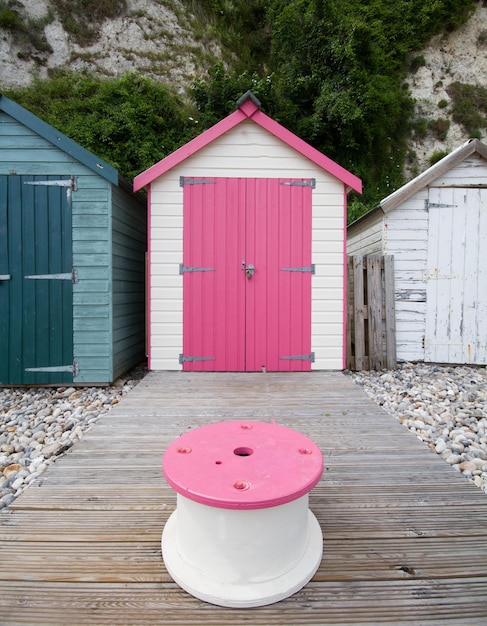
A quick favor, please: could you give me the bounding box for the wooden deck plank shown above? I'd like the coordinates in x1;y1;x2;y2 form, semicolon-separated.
1;580;487;626
1;371;487;625
1;536;485;583
3;506;487;541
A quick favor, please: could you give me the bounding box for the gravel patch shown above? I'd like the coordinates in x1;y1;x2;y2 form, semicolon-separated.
0;363;147;510
348;363;487;495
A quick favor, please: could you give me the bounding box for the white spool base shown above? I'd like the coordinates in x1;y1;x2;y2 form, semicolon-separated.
162;508;323;608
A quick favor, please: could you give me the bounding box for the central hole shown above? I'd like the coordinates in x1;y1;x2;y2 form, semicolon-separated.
233;447;253;457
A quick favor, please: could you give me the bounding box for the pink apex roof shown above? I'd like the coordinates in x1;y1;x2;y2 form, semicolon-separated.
133;91;362;193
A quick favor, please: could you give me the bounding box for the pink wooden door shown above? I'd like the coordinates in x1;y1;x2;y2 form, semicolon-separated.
181;177;313;371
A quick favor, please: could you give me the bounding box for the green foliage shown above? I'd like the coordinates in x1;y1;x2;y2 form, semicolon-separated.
429;149;450;165
266;0;417;208
428;117;450;140
446;81;487;134
411;117;428;140
192;0;475;218
191;62;277;128
410;55;426;73
50;0;127;46
191;0;270;69
478;29;487;46
0;2;21;30
4;71;196;181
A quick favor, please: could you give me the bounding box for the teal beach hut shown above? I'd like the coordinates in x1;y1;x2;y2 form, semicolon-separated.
0;95;146;385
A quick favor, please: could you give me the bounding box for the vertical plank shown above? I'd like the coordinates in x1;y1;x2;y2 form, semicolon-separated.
245;177;266;371
346;257;353;370
384;255;396;369
353;255;365;370
462;187;486;364
0;175;9;384
367;255;383;369
274;179;312;372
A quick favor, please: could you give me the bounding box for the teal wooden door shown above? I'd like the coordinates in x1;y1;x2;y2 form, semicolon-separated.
0;175;74;385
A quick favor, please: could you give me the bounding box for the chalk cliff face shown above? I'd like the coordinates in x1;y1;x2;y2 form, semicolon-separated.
405;3;487;173
0;0;221;93
0;1;486;174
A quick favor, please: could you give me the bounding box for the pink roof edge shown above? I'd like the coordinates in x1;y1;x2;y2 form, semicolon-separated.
133;92;362;193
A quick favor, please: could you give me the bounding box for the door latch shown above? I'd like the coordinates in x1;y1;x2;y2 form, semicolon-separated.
241;261;255;279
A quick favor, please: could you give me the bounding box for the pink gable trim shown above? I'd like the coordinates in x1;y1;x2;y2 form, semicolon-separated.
251;109;362;193
133;108;247;191
133;94;362;193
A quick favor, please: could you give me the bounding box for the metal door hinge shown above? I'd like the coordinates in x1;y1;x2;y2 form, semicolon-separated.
280;265;315;274
180;177;215;186
179;264;215;274
425;200;457;209
179;354;214;364
25;175;77;192
280;353;315;362
26;361;79;376
280;179;315;188
25;268;78;284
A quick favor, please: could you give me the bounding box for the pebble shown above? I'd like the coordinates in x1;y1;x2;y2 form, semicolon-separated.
350;363;487;496
0;363;146;510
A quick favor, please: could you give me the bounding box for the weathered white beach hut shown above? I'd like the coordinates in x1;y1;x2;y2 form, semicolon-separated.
347;139;487;365
134;91;362;371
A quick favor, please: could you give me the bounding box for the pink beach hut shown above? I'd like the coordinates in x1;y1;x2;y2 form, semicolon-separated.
134;91;361;372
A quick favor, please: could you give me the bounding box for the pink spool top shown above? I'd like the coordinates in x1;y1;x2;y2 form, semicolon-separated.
163;421;323;510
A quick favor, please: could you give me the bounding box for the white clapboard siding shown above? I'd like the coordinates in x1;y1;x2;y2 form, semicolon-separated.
347;208;383;256
149;120;346;370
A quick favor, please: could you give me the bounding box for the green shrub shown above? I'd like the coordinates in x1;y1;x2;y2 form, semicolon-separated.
446;82;487;132
428;117;450;140
478;29;487;46
429;150;449;165
410;55;426;73
410;117;428;139
0;2;21;30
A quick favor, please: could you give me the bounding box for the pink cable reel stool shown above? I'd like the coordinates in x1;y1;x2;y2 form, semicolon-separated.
162;420;323;608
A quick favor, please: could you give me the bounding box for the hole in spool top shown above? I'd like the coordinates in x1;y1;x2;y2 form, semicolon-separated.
234;447;253;457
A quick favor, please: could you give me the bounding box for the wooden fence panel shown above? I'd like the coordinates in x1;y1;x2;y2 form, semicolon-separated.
347;255;396;371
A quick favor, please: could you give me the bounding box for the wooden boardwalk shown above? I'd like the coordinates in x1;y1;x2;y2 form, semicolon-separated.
1;371;487;625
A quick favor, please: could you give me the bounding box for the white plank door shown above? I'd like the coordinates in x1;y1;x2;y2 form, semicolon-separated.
424;187;487;364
